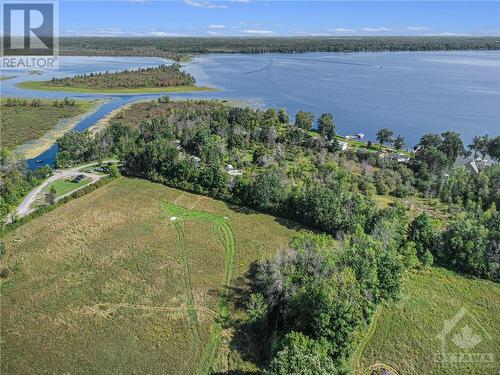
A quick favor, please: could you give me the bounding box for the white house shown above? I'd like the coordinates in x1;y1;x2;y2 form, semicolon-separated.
381;152;411;163
226;164;243;177
338;141;349;151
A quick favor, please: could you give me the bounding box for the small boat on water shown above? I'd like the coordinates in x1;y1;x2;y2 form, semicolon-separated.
35;159;43;163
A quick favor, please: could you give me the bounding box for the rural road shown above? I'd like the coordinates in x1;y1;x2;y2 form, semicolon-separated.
13;161;116;220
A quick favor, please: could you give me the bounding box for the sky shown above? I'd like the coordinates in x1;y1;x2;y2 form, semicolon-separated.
57;1;500;37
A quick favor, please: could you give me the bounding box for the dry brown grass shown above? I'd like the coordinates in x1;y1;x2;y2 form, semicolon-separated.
1;177;297;374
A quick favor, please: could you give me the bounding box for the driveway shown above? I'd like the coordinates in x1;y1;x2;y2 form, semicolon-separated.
13;161;116;220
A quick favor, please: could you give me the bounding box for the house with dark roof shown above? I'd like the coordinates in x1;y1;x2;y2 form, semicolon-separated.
455;157;495;175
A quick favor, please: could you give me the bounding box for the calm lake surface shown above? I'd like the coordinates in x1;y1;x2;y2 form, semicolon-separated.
1;52;499;167
185;51;500;145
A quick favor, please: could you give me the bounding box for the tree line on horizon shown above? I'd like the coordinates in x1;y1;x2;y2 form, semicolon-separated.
54;36;500;61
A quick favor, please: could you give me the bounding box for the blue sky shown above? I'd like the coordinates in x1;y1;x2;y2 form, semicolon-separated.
59;1;500;37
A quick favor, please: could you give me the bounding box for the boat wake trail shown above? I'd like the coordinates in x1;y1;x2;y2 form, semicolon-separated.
243;59;273;75
330;60;377;67
294;57;379;67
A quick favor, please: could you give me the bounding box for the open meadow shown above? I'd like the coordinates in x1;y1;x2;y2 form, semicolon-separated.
356;267;500;375
0;98;96;154
2;177;498;374
0;177;297;374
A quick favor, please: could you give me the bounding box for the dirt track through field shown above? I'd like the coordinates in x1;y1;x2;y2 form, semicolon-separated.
164;202;237;374
82;303;218;320
172;220;203;356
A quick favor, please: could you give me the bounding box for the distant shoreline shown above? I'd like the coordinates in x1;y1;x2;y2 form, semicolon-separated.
53;36;500;63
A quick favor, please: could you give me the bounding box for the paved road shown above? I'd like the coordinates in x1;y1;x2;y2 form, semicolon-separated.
12;161;116;221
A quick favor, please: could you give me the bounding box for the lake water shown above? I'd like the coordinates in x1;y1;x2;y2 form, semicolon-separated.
1;52;499;168
185;52;500;145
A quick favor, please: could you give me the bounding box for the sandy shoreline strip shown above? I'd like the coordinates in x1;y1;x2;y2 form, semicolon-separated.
14;99;109;160
87;98;152;133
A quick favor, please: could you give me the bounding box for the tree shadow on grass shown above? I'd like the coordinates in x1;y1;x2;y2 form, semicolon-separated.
224;201;256;216
223;262;270;374
272;216;305;231
223;201;307;232
212;264;273;372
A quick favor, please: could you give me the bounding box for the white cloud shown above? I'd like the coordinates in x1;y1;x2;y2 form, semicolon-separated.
477;29;500;35
61;29;188;37
149;31;181;37
439;32;470;36
360;27;397;32
184;0;227;9
61;27;131;36
293;31;330;36
327;28;355;33
207;31;219;35
404;26;430;31
208;24;227;29
243;29;276;35
322;26;431;34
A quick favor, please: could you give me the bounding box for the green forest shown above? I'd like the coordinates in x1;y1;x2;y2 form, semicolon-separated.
52;99;500;279
44;98;498;373
2;97;499;373
45;64;195;89
56;36;500;61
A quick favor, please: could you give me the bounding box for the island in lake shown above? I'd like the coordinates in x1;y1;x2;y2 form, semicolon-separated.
18;64;214;94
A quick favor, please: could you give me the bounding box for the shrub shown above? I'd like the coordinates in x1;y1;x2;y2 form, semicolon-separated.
246;292;268;326
264;332;338;375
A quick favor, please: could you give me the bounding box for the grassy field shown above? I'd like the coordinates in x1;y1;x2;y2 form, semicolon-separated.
47;177;92;197
373;194;452;222
30;177;93;210
356;267;500;374
0;98;96;150
17;80;215;94
0;177;297;374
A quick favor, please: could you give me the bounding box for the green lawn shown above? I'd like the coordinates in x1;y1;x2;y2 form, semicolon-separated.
44;177;92;197
17;80;215;94
1;177;297;374
356;267;500;374
30;177;92;210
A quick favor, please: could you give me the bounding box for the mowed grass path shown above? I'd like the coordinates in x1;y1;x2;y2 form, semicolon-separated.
357;268;500;375
164;203;237;374
1;178;297;374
